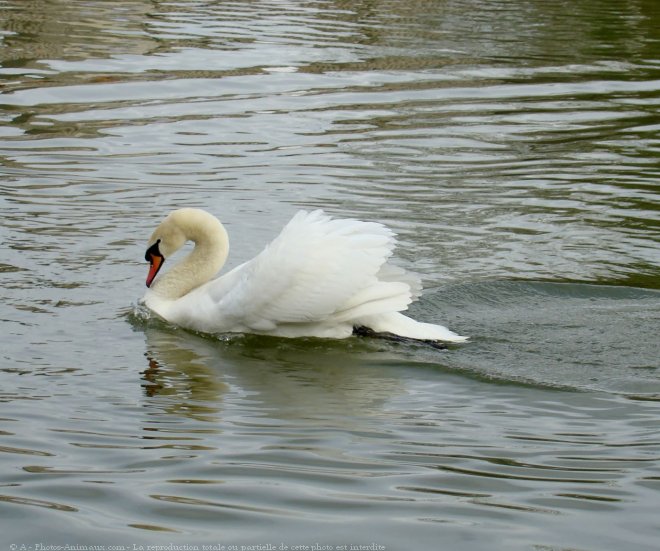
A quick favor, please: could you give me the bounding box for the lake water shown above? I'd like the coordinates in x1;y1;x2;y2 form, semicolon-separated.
1;1;659;549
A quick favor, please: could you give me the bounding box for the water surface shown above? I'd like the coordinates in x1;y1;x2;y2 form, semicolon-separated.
1;1;659;550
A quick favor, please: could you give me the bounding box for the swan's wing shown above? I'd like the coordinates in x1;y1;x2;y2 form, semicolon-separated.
191;210;414;332
376;263;423;301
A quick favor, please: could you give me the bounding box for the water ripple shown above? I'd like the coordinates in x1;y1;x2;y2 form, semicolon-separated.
1;1;659;549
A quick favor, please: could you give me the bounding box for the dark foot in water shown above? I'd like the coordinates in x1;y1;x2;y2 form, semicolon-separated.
353;325;448;350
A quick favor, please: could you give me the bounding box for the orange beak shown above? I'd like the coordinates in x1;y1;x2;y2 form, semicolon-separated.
145;240;164;288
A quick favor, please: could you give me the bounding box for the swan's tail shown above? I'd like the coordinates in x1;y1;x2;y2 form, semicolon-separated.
356;312;468;343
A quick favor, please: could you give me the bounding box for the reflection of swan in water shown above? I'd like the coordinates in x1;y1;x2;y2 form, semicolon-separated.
142;208;467;344
141;326;228;421
138;322;406;419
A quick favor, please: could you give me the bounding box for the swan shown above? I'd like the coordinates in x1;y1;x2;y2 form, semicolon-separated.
142;208;467;343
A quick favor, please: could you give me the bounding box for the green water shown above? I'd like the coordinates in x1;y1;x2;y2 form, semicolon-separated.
1;1;659;550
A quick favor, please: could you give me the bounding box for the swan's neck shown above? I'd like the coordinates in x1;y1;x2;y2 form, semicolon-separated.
152;222;229;301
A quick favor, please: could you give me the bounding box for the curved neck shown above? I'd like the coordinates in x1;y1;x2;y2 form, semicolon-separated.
152;222;229;300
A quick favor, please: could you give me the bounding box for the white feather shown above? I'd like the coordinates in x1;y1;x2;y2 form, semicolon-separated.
142;209;467;342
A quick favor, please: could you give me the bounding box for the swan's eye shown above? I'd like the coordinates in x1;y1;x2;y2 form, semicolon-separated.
145;239;162;262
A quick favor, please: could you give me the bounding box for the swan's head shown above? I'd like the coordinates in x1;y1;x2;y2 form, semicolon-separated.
144;211;188;287
144;208;228;288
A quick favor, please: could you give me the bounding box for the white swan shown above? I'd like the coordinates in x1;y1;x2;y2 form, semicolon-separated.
142;208;467;343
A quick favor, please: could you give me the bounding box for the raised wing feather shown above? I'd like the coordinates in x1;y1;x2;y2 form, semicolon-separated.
186;210;413;333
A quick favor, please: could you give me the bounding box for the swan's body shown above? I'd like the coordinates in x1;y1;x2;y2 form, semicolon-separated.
142;208;467;343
